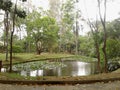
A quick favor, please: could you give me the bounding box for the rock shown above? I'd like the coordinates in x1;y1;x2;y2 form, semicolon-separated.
107;61;120;72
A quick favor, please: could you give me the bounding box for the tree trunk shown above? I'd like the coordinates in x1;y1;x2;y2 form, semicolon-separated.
95;41;101;72
89;27;101;72
75;20;79;55
36;41;42;55
98;0;108;73
87;18;101;72
28;41;31;53
9;1;17;72
102;25;107;72
9;31;13;72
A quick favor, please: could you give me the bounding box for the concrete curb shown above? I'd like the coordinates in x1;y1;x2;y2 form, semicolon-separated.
0;77;120;85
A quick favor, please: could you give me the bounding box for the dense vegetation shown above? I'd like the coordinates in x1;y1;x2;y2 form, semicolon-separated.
0;0;120;73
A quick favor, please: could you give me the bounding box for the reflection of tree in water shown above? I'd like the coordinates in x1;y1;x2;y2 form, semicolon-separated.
43;69;57;76
3;61;97;77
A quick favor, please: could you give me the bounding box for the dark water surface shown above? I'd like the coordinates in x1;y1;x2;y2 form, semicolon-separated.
2;60;97;77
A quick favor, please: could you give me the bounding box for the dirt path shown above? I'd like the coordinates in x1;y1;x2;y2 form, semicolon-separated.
0;81;120;90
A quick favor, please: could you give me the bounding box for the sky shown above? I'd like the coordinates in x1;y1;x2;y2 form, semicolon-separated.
78;0;120;35
30;0;120;21
31;0;49;10
79;0;120;21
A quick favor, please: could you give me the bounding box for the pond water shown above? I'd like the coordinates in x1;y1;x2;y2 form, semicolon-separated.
2;60;98;77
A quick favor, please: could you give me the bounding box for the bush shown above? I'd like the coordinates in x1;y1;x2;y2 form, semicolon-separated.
106;38;120;59
12;45;23;53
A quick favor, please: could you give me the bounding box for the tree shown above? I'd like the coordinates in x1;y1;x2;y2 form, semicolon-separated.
9;0;26;72
97;0;107;72
48;0;65;53
79;36;95;56
60;0;82;54
106;38;120;59
106;18;120;59
107;19;120;39
0;0;13;61
26;11;59;54
87;19;101;72
61;0;76;54
74;0;81;55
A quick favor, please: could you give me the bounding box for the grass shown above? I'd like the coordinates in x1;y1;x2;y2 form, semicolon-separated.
0;53;74;65
0;73;35;80
0;53;97;65
63;55;97;62
0;70;120;81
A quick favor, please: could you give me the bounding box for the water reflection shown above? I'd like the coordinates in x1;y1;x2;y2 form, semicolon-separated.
2;61;97;77
20;61;97;77
60;61;96;76
72;62;89;76
75;62;93;76
1;68;6;72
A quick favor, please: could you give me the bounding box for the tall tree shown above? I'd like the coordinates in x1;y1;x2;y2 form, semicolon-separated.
9;0;26;72
26;11;59;54
74;0;81;55
48;0;64;52
0;0;13;61
87;19;101;72
61;0;76;53
97;0;107;72
61;0;82;54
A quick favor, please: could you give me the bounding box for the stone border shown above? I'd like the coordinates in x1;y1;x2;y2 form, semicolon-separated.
0;77;120;85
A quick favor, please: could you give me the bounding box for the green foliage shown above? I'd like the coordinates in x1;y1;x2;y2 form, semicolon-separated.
106;38;120;59
62;0;75;29
25;11;59;53
60;30;75;53
16;9;26;19
0;0;13;11
60;0;81;54
107;19;120;39
79;36;95;57
0;45;5;53
98;19;120;61
12;45;23;53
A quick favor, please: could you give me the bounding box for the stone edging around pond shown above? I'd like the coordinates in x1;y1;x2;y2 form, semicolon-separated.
0;77;120;85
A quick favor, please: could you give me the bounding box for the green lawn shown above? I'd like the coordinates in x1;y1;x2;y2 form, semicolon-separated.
0;53;74;65
0;53;97;65
65;55;97;62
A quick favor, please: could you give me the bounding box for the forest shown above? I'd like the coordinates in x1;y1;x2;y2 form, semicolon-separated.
0;0;120;75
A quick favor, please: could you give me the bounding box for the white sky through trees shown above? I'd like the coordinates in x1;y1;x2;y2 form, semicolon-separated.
31;0;120;21
31;0;120;35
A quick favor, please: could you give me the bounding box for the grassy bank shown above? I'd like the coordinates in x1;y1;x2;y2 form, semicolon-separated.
0;71;120;84
65;55;97;62
0;53;74;65
0;53;97;65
